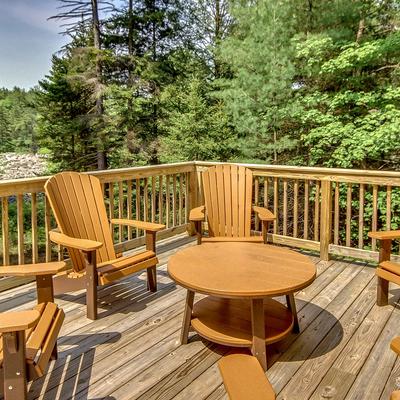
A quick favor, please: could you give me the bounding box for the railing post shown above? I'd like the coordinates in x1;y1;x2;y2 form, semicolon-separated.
187;166;199;235
320;180;332;261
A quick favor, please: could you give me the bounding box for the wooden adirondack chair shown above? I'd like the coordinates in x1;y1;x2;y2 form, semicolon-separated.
45;171;165;320
0;261;65;400
190;164;275;244
368;230;400;305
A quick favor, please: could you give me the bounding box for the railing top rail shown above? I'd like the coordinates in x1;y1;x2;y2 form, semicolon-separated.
195;161;400;185
1;160;400;197
0;161;196;197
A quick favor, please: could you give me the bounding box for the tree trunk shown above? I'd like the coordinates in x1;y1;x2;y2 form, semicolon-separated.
356;18;365;43
307;0;313;33
91;0;107;170
214;0;222;78
128;0;134;56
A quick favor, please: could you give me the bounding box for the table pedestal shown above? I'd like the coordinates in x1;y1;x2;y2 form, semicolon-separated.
182;294;294;370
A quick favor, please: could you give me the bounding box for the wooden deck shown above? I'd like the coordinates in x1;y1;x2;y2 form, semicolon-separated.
2;235;400;400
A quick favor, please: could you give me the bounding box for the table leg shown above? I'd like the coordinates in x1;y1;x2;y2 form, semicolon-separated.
286;293;300;333
251;298;267;371
36;274;54;303
181;290;194;344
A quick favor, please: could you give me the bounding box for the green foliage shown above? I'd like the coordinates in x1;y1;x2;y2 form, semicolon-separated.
295;29;400;169
0;88;38;153
159;75;237;162
37;54;101;171
217;0;298;164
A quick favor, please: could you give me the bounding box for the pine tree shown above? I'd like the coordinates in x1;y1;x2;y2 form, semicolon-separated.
217;0;297;164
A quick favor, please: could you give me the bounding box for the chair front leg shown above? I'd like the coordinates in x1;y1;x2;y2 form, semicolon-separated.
3;330;27;400
377;277;389;306
261;221;270;244
194;221;202;244
147;266;157;292
146;230;157;292
86;250;98;320
377;239;392;306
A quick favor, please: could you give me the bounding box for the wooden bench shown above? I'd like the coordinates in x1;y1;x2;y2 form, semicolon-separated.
218;353;276;400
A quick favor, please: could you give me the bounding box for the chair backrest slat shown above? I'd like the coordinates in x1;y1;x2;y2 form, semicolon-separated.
202;165;253;238
45;172;116;271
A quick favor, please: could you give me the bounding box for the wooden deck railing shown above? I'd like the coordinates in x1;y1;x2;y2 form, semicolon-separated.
0;160;399;291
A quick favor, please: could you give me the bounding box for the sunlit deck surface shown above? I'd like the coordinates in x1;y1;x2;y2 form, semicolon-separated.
3;235;399;400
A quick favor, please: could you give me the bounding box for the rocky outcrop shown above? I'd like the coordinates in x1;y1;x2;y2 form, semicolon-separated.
0;153;48;180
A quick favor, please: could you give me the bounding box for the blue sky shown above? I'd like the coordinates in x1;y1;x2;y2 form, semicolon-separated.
0;0;68;89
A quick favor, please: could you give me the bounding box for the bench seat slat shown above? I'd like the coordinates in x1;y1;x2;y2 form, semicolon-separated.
218;353;275;400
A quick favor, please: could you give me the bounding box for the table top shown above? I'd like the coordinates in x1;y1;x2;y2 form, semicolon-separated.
168;243;316;298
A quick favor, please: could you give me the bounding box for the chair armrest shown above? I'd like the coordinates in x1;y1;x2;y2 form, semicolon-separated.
368;230;400;240
189;206;205;222
0;310;40;333
0;262;66;277
49;231;103;252
253;206;276;221
111;219;165;232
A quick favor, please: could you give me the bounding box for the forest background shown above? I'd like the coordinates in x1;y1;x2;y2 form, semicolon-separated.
1;0;399;173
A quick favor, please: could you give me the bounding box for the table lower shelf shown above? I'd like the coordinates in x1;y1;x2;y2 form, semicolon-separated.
191;296;294;347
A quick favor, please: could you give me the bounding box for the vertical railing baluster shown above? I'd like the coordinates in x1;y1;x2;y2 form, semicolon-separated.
151;176;156;223
304;180;309;240
31;193;38;263
158;175;164;225
2;197;9;265
178;174;183;226
283;179;288;236
166;175;170;228
320;180;332;261
387;185;392;230
273;177;279;234
372;185;378;251
45;196;52;262
254;177;259;231
334;182;339;245
17;194;24;264
135;179;140;237
127;180;132;240
185;173;189;224
358;184;364;249
172;175;177;227
118;182;124;242
346;183;352;247
314;181;320;241
293;180;298;238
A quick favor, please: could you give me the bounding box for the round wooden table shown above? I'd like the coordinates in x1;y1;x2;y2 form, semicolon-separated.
168;242;316;370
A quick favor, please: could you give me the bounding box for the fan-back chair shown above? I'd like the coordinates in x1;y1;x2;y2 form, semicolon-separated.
368;230;400;305
0;262;65;400
45;171;165;320
189;164;275;244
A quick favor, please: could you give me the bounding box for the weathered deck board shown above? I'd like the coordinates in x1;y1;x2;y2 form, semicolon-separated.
0;234;398;400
